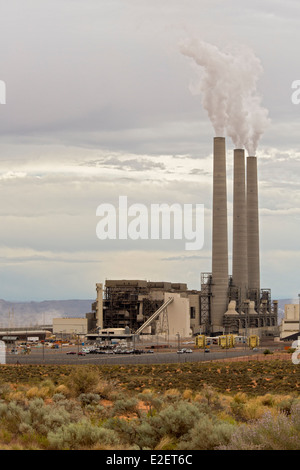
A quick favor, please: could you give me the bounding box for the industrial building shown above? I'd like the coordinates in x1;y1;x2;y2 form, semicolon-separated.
85;280;194;340
52;317;88;336
280;304;299;339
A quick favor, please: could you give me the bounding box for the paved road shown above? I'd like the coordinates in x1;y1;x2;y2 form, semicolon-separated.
4;346;279;366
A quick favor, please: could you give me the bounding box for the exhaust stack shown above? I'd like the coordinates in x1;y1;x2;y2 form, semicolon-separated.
232;149;248;306
211;137;229;331
247;156;260;301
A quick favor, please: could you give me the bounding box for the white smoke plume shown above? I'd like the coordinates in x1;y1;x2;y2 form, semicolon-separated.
180;38;270;155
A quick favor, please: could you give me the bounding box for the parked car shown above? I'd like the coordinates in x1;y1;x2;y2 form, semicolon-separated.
66;351;76;355
177;348;193;354
132;349;144;354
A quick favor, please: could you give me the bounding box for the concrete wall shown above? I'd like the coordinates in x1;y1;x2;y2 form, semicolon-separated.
285;304;299;320
187;293;201;334
161;292;192;339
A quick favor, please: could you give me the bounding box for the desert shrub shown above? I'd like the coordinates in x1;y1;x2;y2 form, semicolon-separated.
201;384;217;404
154;436;177;450
28;398;72;435
177;415;235;450
0;383;11;399
223;410;300;450
277;397;298;415
19;431;48;450
47;420;120;450
79;393;101;407
52;393;67;403
263;349;273;355
26;384;53;400
131;418;161;449
103;415;159;450
137;391;163;416
51;394;82;417
65;367;101;396
195;384;223;412
111;397;138;415
0;429;13;445
155;401;204;439
39;379;56;395
36;386;53;399
182;389;193;400
163;389;181;402
230;396;271;422
26;387;40;399
230;400;246;421
0;401;31;433
105;400;233;450
260;394;276;407
0;396;84;437
95;379;119;400
242;401;271;422
291;402;300;431
54;384;70;397
232;392;248;404
7;390;26;404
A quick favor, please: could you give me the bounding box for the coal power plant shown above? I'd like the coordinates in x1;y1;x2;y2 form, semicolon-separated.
86;135;278;340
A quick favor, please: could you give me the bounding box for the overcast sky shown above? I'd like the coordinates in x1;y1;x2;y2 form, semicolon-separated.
0;0;299;301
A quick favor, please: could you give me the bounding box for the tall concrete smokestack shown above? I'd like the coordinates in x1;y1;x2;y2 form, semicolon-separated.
232;149;248;306
211;137;229;332
247;156;260;302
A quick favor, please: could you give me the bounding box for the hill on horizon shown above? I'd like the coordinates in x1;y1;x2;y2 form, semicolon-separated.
0;299;94;328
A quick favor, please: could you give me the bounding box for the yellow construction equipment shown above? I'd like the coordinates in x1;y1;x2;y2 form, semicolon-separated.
248;335;260;349
218;334;235;348
218;335;227;348
195;334;206;348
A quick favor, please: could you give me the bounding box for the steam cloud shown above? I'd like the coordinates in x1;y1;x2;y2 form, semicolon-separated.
180;38;270;155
